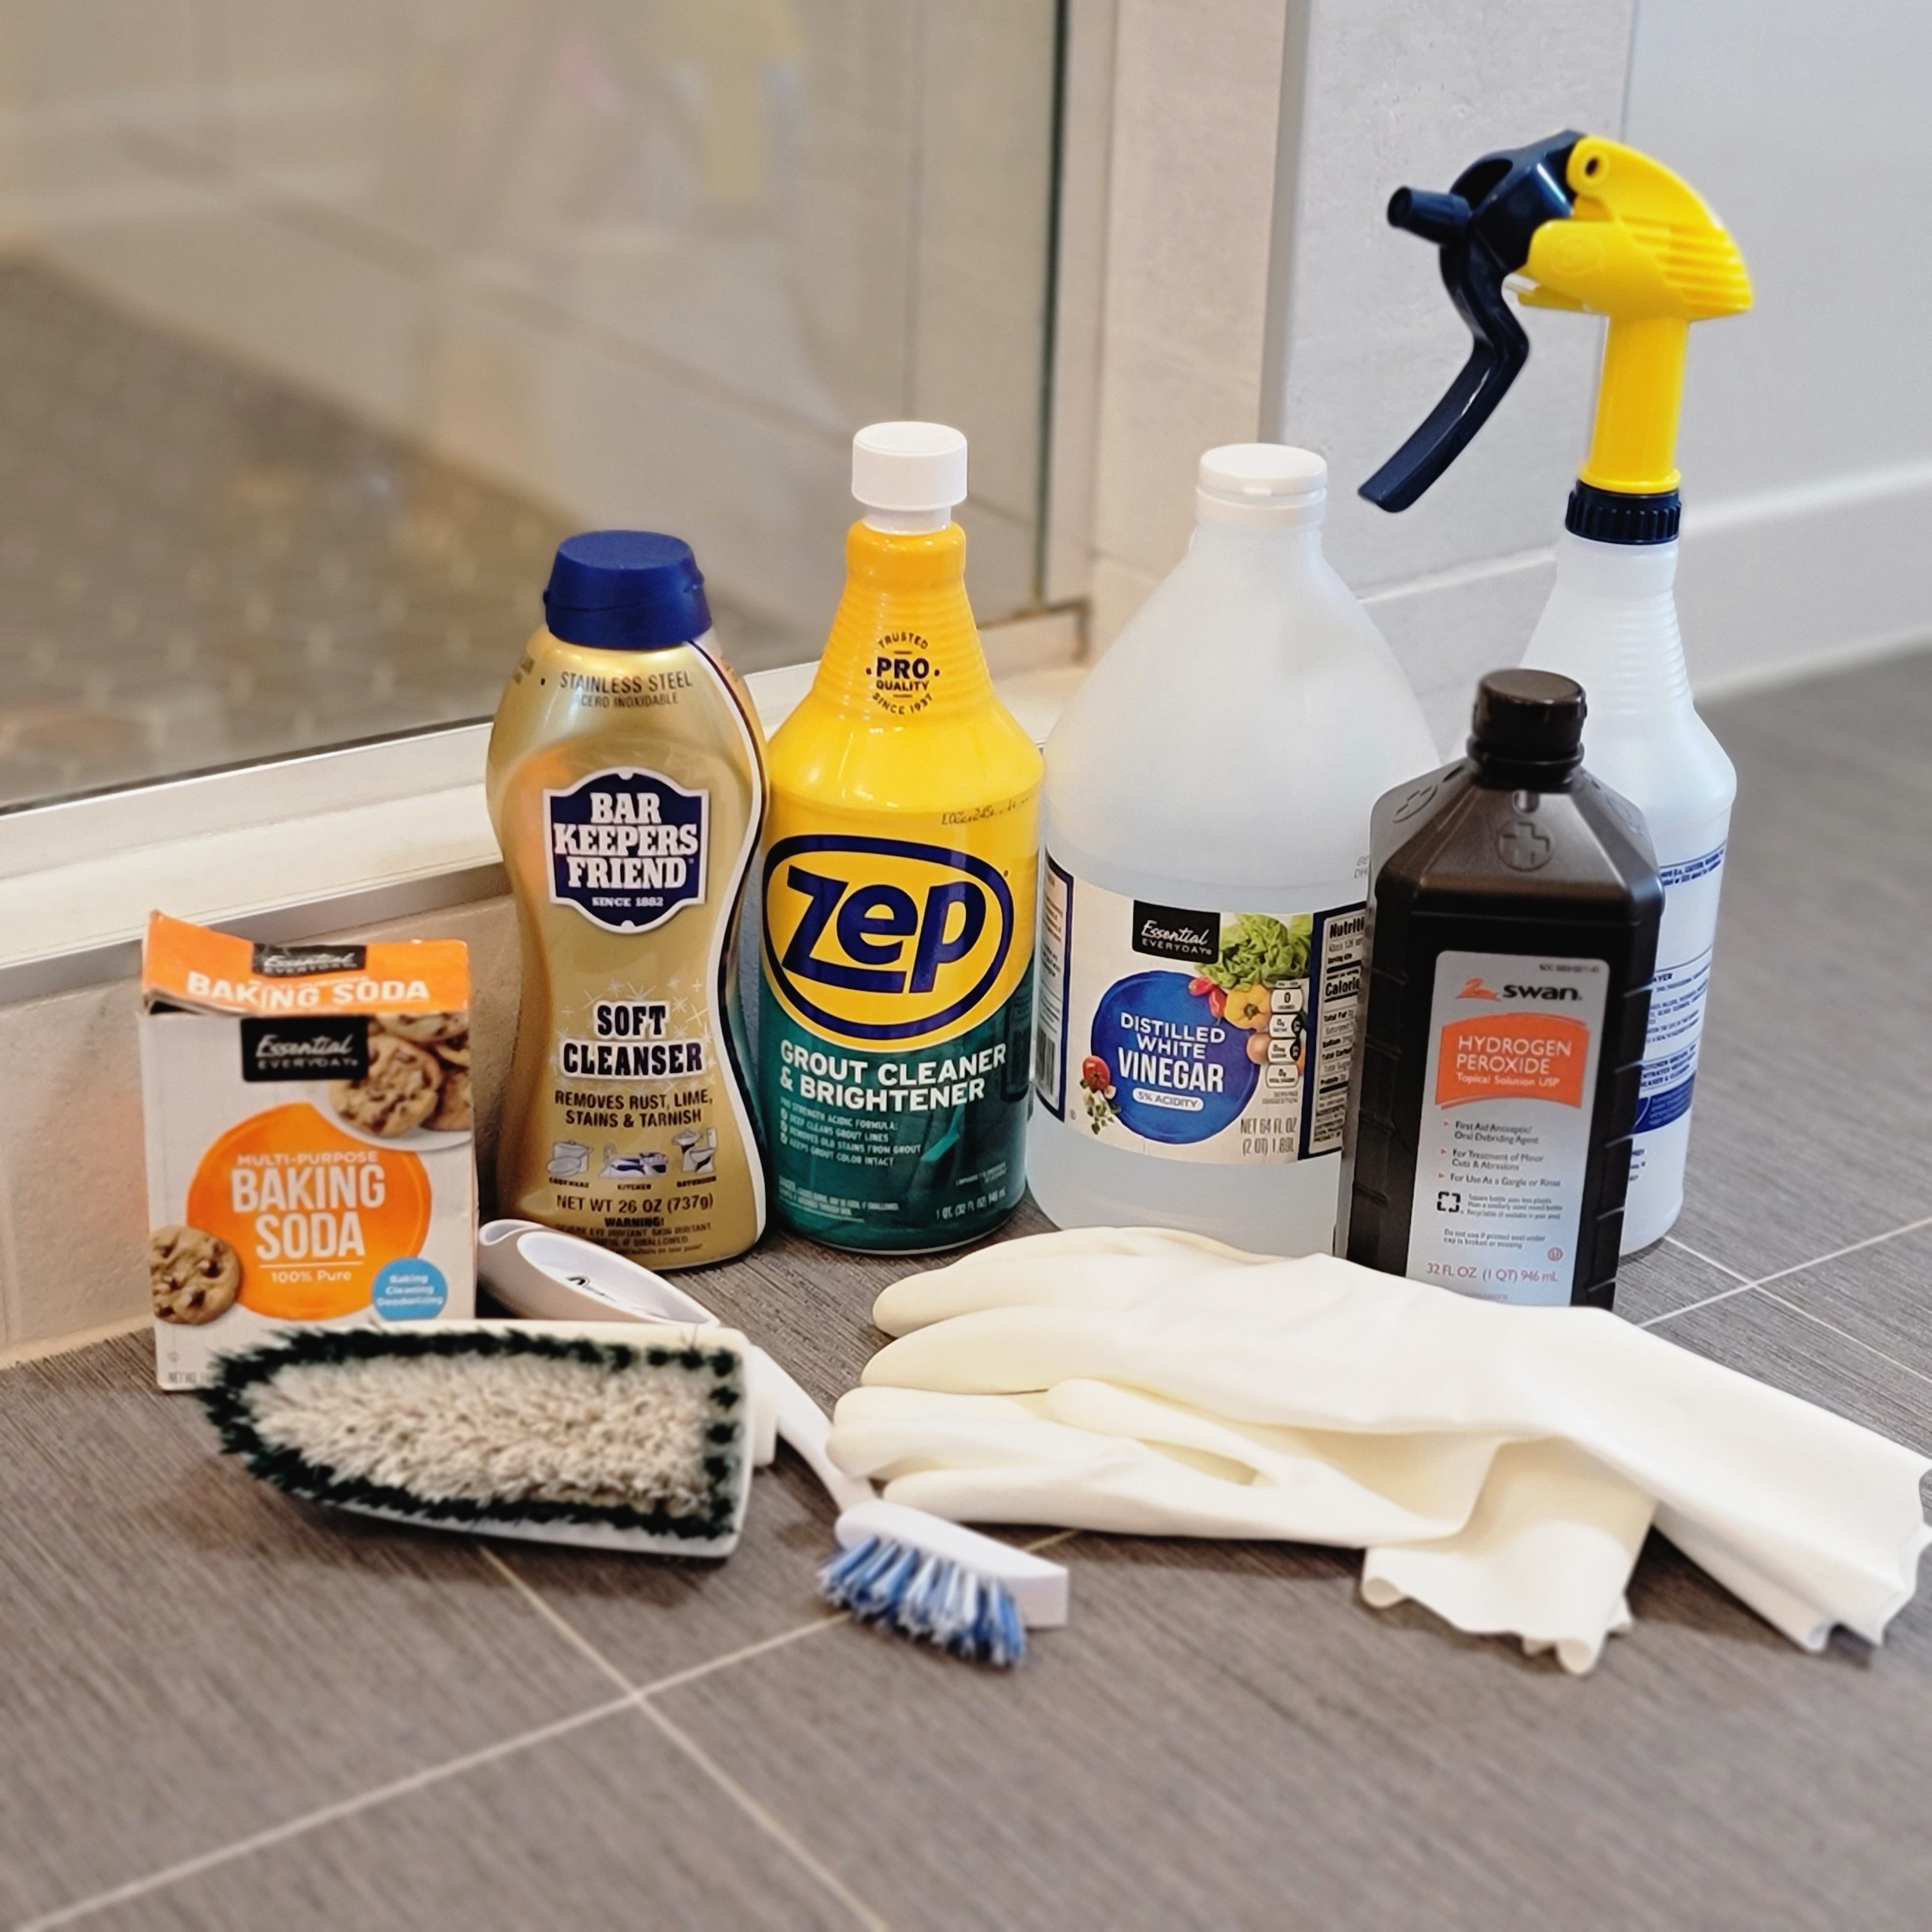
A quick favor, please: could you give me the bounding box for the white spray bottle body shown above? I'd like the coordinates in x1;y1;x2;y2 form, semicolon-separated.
1523;531;1734;1252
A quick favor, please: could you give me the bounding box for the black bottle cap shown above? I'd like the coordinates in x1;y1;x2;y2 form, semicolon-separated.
1468;669;1585;783
1565;479;1681;545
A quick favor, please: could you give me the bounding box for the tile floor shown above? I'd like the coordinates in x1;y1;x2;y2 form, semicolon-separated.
0;260;804;812
3;648;1931;1929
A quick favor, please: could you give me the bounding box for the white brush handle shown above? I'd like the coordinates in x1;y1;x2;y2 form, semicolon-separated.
752;1348;876;1514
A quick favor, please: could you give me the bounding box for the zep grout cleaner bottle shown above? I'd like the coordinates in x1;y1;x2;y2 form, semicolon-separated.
488;531;767;1267
1027;446;1439;1256
758;423;1042;1253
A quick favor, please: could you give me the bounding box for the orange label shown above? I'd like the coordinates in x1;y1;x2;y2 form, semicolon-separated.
186;1103;432;1320
1435;1014;1591;1108
143;912;469;1016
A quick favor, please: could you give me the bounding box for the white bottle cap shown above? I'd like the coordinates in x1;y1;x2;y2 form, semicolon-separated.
1197;444;1326;526
853;422;968;529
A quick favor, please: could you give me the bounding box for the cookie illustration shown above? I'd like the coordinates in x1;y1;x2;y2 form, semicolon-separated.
375;1011;469;1047
331;1033;442;1137
431;1034;470;1069
149;1225;241;1325
428;1065;472;1133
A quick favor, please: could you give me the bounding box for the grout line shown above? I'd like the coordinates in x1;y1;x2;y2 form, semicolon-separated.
1749;1214;1932;1290
477;1548;884;1928
1642;1279;1758;1328
636;1700;892;1932
1755;1287;1932;1393
13;1692;641;1932
1025;1527;1084;1555
1662;1234;1754;1285
475;1547;633;1693
1644;1213;1932;1329
639;1616;848;1699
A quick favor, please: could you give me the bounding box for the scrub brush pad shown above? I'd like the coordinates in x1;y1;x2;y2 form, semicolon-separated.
200;1321;756;1556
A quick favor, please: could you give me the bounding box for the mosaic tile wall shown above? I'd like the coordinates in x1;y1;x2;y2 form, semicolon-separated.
0;260;797;810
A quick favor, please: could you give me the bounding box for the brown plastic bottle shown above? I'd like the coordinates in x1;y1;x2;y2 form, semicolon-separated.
1339;671;1662;1308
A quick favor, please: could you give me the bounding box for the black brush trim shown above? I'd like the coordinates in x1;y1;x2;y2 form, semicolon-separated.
199;1326;746;1543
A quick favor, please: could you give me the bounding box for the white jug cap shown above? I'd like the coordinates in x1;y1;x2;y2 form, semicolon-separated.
1197;444;1326;524
852;422;969;514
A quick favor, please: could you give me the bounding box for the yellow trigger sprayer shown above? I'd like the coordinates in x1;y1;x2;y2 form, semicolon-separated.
1364;132;1754;1258
1362;131;1751;515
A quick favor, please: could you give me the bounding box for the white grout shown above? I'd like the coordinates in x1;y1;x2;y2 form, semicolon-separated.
1755;1287;1932;1394
1662;1234;1754;1284
637;1700;894;1932
477;1547;887;1930
12;1691;641;1932
475;1545;633;1693
19;1555;869;1931
1640;1278;1756;1328
1749;1213;1932;1289
1643;1212;1932;1330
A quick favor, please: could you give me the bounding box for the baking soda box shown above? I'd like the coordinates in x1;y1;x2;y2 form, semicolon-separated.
139;913;477;1389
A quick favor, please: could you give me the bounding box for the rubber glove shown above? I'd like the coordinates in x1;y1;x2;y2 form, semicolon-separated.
832;1379;1649;1672
833;1379;1508;1545
859;1229;1931;1651
1361;1438;1656;1674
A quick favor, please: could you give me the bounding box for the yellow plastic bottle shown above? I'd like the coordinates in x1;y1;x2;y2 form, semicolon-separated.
759;424;1042;1251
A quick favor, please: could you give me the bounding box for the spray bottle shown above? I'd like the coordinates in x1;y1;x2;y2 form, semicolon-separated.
1362;133;1752;1252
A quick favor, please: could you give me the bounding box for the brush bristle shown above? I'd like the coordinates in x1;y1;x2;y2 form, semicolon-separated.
199;1325;748;1544
817;1534;1027;1667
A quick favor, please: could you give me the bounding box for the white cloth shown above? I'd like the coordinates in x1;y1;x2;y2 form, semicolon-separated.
830;1229;1931;1672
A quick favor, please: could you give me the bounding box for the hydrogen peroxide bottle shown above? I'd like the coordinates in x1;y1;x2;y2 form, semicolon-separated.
1339;672;1662;1308
488;531;766;1267
758;424;1041;1253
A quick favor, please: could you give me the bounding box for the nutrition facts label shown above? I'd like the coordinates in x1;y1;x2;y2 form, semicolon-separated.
1307;909;1368;1156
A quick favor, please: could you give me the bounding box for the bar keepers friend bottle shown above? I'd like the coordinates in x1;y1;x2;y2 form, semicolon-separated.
488;531;766;1266
759;424;1040;1251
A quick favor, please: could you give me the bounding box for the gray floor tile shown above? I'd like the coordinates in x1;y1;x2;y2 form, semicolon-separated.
1657;1286;1932;1459
1660;664;1932;1276
658;1523;1932;1932
1767;1222;1932;1381
68;1707;861;1932
1612;1237;1742;1324
0;1335;619;1925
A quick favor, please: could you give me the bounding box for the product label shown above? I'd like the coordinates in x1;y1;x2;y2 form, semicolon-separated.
1033;861;1366;1166
759;819;1036;1247
1406;951;1607;1306
545;766;708;934
1630;841;1725;1162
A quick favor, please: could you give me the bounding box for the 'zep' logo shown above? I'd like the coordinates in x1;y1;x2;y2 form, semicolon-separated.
761;836;1014;1044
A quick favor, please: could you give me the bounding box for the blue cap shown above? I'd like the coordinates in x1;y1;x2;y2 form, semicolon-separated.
542;531;712;650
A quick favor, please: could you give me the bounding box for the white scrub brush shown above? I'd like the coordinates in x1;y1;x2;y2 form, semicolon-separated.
476;1220;1067;1665
201;1320;759;1556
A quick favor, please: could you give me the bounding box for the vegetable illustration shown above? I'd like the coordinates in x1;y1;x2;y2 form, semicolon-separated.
1223;983;1270;1031
1206;987;1227;1019
1246;1030;1273;1065
1080;1056;1111;1093
1196;914;1311;991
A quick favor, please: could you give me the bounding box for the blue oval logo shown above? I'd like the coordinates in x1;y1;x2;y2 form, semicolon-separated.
762;834;1015;1045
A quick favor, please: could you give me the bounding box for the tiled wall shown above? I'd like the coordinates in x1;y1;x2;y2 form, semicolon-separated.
0;0;1060;652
